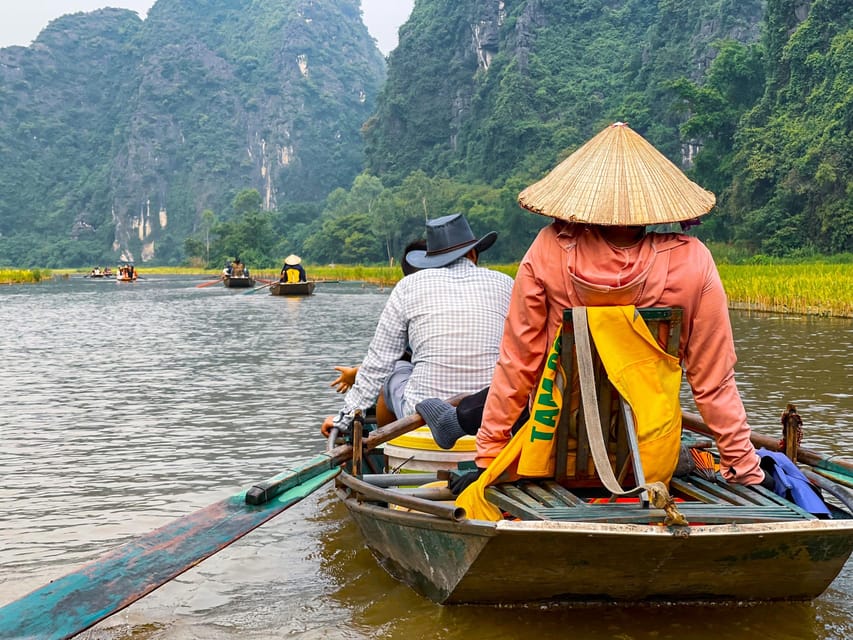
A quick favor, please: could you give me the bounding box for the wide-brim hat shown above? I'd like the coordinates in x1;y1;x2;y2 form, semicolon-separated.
406;213;497;269
284;254;302;266
517;122;716;225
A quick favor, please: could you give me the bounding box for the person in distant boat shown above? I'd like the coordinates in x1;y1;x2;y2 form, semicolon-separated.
280;255;307;283
328;239;428;404
430;122;768;496
231;258;245;277
321;215;513;438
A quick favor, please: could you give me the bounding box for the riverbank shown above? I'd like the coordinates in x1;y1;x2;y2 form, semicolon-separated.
0;269;50;285
8;263;852;317
309;262;852;318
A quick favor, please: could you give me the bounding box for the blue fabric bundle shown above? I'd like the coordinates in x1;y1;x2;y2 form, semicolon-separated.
757;448;830;516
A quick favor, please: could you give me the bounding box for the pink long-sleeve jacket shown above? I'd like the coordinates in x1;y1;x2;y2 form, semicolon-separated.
476;221;764;484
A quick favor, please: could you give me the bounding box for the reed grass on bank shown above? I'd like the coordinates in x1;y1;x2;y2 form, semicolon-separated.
0;269;49;284
717;264;852;318
310;262;852;318
10;262;852;317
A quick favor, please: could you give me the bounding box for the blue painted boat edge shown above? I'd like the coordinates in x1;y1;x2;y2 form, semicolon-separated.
0;467;340;640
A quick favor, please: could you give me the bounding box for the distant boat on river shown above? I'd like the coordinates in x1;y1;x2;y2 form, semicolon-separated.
223;275;255;289
270;281;315;296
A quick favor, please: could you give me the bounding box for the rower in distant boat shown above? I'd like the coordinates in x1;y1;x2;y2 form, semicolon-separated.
231;257;248;278
280;254;307;283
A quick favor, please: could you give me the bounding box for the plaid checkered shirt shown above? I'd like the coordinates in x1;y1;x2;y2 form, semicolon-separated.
336;258;513;428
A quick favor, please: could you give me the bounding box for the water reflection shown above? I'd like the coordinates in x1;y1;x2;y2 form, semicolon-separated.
0;277;850;639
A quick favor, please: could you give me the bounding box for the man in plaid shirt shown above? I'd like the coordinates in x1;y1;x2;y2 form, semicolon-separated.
322;213;513;436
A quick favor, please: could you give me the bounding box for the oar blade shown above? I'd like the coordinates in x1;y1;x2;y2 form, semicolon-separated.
0;466;339;640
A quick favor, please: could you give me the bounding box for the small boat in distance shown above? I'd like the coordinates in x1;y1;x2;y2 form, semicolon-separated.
223;275;255;289
222;257;253;288
87;266;113;278
270;281;315;296
116;263;137;282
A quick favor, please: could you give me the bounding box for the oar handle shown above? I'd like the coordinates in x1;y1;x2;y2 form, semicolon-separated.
331;392;466;463
245;394;466;505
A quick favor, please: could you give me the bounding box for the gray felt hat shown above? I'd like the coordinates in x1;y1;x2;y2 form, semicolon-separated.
406;213;497;269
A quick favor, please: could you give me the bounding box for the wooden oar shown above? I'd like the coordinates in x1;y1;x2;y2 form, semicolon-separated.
196;277;222;289
0;407;441;640
681;411;853;488
244;281;276;295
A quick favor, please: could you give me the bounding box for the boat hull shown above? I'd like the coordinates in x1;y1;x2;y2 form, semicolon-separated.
270;281;315;296
338;484;853;605
223;276;255;288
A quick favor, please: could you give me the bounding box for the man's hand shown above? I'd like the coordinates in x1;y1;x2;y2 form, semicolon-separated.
321;415;335;438
321;409;356;438
330;366;359;394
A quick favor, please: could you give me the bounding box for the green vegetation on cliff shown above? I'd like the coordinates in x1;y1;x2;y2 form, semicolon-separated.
2;0;850;269
0;0;384;268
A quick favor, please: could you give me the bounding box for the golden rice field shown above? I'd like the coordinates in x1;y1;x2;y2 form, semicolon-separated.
717;263;852;318
311;262;852;318
5;263;851;317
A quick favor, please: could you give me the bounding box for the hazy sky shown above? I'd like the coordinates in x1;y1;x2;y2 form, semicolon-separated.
0;0;414;54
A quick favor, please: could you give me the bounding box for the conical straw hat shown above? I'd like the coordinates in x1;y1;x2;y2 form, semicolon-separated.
518;122;716;225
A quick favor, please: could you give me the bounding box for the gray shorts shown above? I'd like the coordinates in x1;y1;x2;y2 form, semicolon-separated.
382;360;413;419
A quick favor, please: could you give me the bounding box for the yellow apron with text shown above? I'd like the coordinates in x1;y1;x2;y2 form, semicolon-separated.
456;306;683;521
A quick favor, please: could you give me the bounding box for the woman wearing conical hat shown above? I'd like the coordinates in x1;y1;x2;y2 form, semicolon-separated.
280;254;307;283
473;123;766;488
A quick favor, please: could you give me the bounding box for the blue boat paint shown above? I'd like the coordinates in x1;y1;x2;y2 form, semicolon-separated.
0;466;340;640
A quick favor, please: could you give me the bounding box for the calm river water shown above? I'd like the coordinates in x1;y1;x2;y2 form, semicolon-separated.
0;275;851;639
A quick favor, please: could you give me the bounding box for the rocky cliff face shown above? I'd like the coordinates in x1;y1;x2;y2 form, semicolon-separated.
365;0;766;183
0;0;385;266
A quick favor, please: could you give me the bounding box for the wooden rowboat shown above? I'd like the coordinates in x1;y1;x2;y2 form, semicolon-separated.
334;423;853;605
332;308;853;605
223;275;255;288
270;281;315;296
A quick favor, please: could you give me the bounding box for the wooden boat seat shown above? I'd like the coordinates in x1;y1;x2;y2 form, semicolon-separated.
489;307;818;524
553;307;682;489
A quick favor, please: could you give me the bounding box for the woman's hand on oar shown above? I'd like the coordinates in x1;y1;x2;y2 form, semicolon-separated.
196;277;223;288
